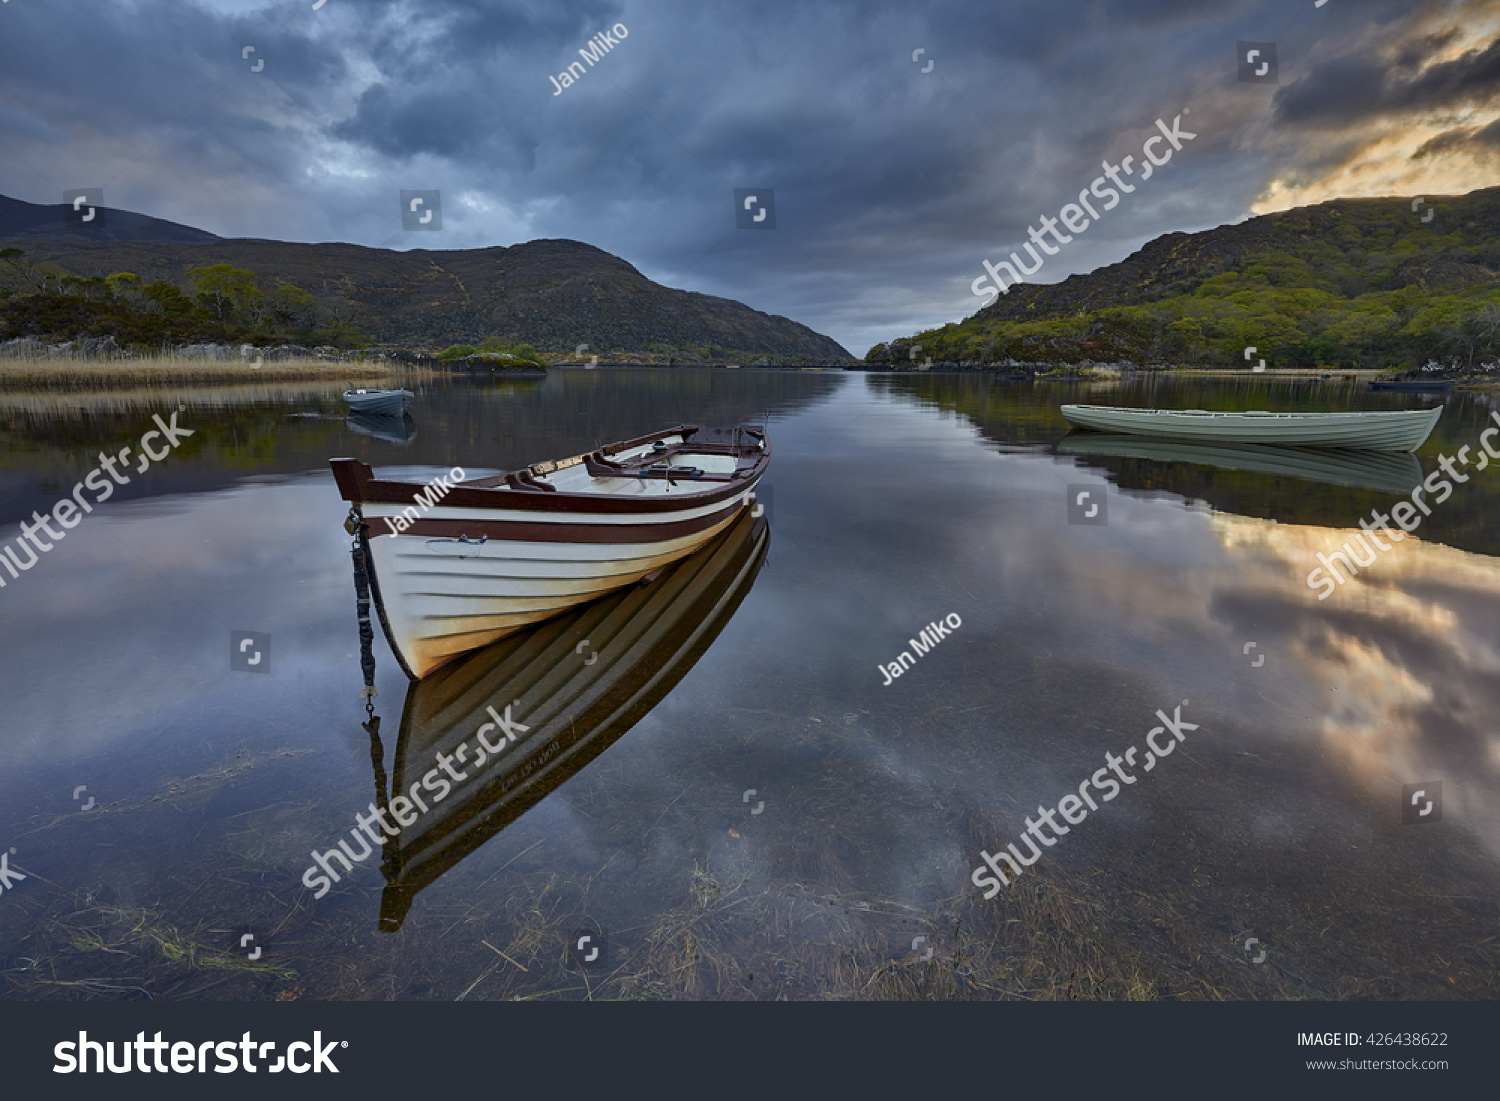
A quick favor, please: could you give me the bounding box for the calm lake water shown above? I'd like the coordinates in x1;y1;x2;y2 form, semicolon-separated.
0;368;1496;1001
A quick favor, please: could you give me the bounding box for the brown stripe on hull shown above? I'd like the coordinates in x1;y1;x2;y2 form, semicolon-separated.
380;497;747;544
364;475;753;514
331;423;770;516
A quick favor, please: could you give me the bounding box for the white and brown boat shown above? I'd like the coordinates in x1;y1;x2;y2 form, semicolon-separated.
330;423;769;679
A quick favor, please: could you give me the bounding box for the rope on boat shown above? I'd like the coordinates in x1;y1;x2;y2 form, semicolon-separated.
345;504;378;720
346;505;396;880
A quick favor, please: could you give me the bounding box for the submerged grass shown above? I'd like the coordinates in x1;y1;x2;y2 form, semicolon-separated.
4;893;298;999
431;857;1279;1002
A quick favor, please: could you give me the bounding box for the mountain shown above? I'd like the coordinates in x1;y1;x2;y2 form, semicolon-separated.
0;195;851;362
0;194;219;245
871;186;1500;371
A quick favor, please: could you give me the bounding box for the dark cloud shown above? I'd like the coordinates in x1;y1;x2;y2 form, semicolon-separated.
1393;28;1463;71
1412;116;1500;159
1276;11;1500;126
1390;33;1500;111
1412;126;1482;159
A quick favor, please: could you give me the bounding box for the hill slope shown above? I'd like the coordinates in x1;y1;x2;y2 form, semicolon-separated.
872;187;1500;371
0;194;220;245
0;197;850;362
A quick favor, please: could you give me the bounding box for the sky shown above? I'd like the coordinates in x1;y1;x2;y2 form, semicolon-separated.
1;0;1498;356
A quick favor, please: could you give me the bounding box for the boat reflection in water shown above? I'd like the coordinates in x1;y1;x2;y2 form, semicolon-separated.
345;410;418;444
371;507;769;930
1057;434;1423;495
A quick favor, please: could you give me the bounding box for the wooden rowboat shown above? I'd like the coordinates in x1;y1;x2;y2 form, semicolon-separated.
344;384;414;416
331;422;769;678
373;507;768;929
1059;404;1441;452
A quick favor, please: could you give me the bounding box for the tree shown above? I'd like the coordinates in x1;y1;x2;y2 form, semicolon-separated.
142;279;195;316
105;271;142;305
1317;311;1398;368
0;248;55;295
1440;301;1500;371
271;284;315;327
186;263;258;321
1473;301;1500;348
319;301;368;347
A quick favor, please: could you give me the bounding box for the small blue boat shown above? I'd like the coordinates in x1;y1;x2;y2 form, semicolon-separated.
344;383;415;416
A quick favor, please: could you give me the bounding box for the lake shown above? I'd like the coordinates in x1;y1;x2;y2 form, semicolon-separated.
0;368;1495;1001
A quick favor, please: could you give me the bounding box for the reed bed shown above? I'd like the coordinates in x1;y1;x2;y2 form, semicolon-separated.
0;383;365;418
0;354;423;392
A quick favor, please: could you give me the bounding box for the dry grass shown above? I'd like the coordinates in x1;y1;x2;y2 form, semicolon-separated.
0;384;350;416
0;354;425;391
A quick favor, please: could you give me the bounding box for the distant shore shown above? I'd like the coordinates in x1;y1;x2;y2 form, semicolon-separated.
7;354;1495;392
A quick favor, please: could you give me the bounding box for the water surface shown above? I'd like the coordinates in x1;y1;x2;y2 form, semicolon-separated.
0;369;1495;1001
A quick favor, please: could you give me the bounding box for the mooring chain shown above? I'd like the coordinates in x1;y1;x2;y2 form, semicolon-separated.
346;505;379;716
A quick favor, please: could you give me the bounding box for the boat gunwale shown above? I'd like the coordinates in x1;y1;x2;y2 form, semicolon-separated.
1060;404;1443;421
331;423;771;514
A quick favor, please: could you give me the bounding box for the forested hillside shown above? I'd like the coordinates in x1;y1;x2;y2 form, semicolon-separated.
870;188;1500;373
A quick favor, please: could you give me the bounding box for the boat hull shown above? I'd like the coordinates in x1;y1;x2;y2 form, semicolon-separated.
1060;404;1442;451
345;389;414;416
364;504;750;676
332;423;769;678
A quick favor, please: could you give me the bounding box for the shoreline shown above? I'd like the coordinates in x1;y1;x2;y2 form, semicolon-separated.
6;356;1495;392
